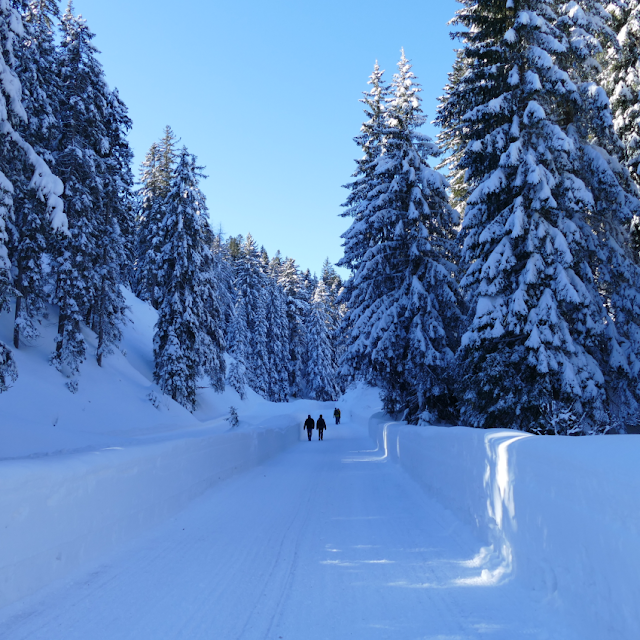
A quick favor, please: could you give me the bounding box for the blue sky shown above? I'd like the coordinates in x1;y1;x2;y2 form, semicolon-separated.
73;0;460;277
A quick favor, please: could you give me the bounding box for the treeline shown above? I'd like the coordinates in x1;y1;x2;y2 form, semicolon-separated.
134;127;344;409
0;2;344;408
339;1;640;435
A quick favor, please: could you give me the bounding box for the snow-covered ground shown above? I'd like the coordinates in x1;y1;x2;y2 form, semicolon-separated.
1;418;575;640
2;289;640;638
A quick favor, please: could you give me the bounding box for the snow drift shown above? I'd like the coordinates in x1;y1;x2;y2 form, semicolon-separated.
0;418;302;608
369;416;640;640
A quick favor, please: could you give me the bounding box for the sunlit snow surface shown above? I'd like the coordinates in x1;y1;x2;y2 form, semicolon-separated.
1;288;637;639
0;419;571;640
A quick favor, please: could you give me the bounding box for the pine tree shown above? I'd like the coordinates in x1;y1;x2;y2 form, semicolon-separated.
435;1;514;214
211;227;235;330
342;61;390;218
11;0;61;349
339;52;461;421
0;0;64;389
227;290;248;399
234;234;269;398
278;257;308;397
264;269;290;402
153;148;225;410
51;3;128;374
601;0;640;187
305;280;340;401
135;126;178;308
321;258;345;390
104;87;135;288
441;0;640;433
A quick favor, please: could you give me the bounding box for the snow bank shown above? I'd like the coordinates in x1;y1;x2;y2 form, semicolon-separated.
369;417;640;640
0;417;302;608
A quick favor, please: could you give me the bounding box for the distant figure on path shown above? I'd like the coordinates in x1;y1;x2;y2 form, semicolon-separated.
333;407;341;425
317;415;327;440
304;415;315;441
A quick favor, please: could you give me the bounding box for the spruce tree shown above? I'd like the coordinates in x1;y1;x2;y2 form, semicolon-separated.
306;280;340;401
601;0;640;187
11;0;61;349
104;87;135;288
321;258;345;390
441;0;640;433
227;290;248;399
265;268;290;402
52;3;128;374
153;148;225;410
234;234;269;398
135;126;178;308
0;0;64;389
278;257;308;397
339;52;461;422
211;227;235;330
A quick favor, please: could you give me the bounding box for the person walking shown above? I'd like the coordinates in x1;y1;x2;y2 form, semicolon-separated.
333;407;341;425
317;414;327;440
304;415;315;441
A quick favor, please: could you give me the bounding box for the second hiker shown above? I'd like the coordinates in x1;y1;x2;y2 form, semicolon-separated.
317;414;327;440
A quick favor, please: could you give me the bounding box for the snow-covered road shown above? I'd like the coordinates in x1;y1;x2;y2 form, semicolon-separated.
0;421;571;640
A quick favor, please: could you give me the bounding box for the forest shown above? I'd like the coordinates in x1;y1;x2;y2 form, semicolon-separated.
2;0;640;435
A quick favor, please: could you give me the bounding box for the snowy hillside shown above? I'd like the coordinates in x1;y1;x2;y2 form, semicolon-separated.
0;287;358;460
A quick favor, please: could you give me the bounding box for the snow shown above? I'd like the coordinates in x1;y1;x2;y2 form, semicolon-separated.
370;420;640;640
3;289;640;637
1;402;576;640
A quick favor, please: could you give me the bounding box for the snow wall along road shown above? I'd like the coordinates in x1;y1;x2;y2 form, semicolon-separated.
0;419;302;608
369;414;640;640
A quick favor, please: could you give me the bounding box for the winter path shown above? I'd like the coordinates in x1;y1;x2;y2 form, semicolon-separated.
0;420;571;640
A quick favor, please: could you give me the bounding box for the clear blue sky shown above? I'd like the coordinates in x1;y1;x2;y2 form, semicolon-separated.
73;0;460;278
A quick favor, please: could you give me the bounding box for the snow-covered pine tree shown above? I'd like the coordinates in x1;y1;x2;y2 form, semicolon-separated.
103;87;135;288
559;0;640;430
300;269;317;305
11;0;62;350
52;3;128;373
210;227;235;330
435;49;473;215
339;52;461;422
601;0;640;187
0;0;65;389
135;126;178;308
233;234;269;398
198;233;226;393
153;148;225;410
305;280;340;401
436;1;515;215
321;258;342;294
341;61;389;220
321;258;345;390
277;257;308;397
442;0;640;433
264;266;290;402
338;62;391;386
226;290;248;399
92;86;134;367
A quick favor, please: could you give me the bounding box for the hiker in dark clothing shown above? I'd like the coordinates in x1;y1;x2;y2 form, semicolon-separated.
317;415;327;440
333;407;341;425
304;415;315;441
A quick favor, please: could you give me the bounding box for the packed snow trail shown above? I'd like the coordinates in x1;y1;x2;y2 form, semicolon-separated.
0;420;571;640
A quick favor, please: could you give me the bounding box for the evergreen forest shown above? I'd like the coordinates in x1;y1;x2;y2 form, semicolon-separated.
3;0;640;435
